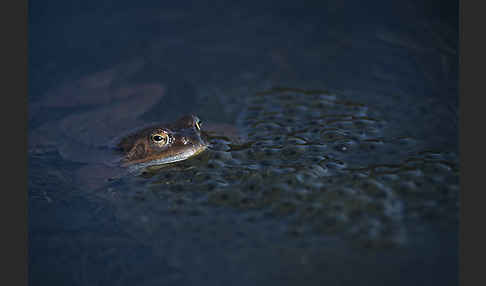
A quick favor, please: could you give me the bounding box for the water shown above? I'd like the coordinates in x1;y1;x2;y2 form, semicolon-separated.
29;1;458;285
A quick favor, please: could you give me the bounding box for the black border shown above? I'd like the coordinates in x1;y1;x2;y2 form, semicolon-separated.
6;0;28;285
460;0;483;285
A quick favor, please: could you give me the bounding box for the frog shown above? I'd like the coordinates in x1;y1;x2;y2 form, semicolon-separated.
115;114;209;174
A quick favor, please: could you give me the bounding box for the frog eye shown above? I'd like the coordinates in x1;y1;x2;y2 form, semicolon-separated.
151;132;169;146
195;118;202;131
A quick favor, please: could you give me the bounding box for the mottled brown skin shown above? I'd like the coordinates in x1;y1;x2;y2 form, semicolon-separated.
116;115;208;170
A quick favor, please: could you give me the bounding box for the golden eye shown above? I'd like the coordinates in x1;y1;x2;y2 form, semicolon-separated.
195;118;202;131
151;133;168;145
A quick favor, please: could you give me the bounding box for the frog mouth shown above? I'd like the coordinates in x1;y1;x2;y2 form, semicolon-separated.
122;143;208;173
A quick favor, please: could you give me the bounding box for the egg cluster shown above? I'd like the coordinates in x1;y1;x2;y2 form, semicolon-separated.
142;88;458;247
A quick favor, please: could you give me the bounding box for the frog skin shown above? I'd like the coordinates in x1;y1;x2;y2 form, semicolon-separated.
116;114;209;173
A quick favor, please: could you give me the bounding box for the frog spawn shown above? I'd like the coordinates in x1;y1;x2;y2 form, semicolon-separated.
114;88;459;247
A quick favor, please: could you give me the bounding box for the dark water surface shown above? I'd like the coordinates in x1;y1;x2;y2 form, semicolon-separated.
29;1;458;285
